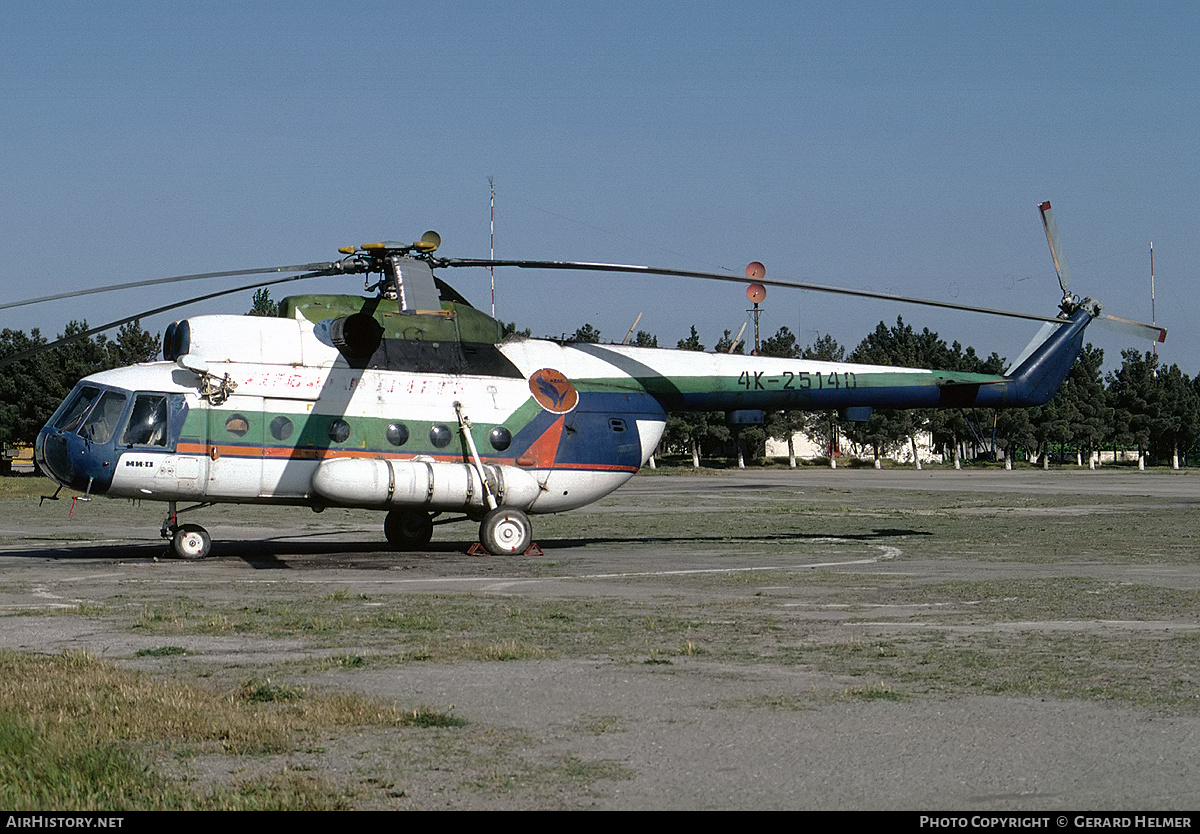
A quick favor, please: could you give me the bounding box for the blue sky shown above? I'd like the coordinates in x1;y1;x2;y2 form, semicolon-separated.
2;1;1196;372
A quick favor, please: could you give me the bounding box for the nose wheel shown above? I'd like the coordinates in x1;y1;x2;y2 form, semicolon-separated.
171;524;212;560
161;502;214;560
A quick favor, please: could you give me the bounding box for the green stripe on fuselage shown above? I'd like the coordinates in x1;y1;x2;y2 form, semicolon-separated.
572;368;1006;411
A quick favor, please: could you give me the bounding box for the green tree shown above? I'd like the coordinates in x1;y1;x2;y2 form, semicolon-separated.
735;327;803;467
1149;361;1200;469
0;319;159;448
994;406;1037;468
721;329;759;466
1106;350;1157;468
661;327;729;467
0;329;60;446
758;326;798;359
847;317;944;468
1057;344;1109;467
570;323;602;343
714;329;745;355
110;320;160;366
54;321;115;397
758;327;803;467
247;288;278;317
677;325;702;352
798;333;849;465
501;321;532;339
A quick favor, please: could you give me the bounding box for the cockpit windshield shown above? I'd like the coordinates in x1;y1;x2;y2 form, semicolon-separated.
80;391;128;444
53;386;100;432
49;383;185;445
38;384;185;493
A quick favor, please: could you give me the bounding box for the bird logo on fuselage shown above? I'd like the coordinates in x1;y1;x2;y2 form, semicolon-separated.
529;368;579;414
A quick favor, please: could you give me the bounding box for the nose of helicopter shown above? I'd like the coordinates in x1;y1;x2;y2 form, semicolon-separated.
36;424;117;496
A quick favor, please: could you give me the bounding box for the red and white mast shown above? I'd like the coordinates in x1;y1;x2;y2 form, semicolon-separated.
1150;241;1156;357
488;176;496;318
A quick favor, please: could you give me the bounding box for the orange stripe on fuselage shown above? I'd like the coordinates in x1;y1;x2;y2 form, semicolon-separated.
171;436;633;472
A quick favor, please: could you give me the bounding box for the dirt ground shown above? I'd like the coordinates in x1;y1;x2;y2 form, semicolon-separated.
2;467;1200;810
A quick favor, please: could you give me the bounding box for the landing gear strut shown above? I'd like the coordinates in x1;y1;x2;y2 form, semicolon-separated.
161;501;213;560
384;509;435;550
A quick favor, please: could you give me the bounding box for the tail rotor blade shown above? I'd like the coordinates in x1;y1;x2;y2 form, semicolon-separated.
1038;200;1073;296
1100;312;1167;344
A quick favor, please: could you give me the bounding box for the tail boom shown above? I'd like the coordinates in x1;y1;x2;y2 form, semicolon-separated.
555;310;1092;414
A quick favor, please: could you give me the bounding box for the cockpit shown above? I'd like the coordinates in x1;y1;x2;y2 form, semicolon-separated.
37;382;187;494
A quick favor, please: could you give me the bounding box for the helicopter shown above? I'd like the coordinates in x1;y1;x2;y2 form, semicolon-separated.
5;202;1166;559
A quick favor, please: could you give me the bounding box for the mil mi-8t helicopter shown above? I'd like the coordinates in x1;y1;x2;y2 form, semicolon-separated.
7;202;1165;558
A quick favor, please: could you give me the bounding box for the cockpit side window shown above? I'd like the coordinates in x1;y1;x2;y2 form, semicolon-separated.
53;386;100;432
122;394;169;446
80;391;128;444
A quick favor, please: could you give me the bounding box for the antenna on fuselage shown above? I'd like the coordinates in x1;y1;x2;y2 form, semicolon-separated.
727;322;747;354
622;312;643;345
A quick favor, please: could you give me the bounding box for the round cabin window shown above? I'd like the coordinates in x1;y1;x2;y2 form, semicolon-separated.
489;426;512;451
225;414;249;438
386;422;409;446
270;416;293;441
429;424;452;448
328;419;351;443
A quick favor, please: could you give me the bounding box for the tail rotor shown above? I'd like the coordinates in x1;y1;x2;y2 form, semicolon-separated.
1037;200;1165;344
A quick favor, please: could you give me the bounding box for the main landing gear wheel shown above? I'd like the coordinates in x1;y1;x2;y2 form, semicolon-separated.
479;507;532;555
384;509;435;550
172;524;212;560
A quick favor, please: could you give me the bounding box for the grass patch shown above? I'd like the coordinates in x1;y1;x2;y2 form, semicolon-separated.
797;631;1200;711
725;693;818;711
911;578;1200;622
0;475;55;500
240;677;306;703
643;649;672;665
128;594;721;663
402;706;466;728
135;646;188;657
578;715;626;735
844;681;904;701
0;649;462;809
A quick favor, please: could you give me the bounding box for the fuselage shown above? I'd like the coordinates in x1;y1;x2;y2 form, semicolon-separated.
36;283;1090;515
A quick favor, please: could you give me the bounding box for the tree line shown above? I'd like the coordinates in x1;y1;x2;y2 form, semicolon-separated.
0;321;159;447
0;291;298;447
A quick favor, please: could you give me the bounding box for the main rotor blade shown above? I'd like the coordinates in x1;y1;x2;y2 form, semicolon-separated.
0;262;339;314
0;270;331;369
439;257;1071;326
1038;201;1073;296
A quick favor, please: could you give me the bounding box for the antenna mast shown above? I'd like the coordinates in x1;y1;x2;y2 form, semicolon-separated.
488;176;496;318
1151;241;1156;357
